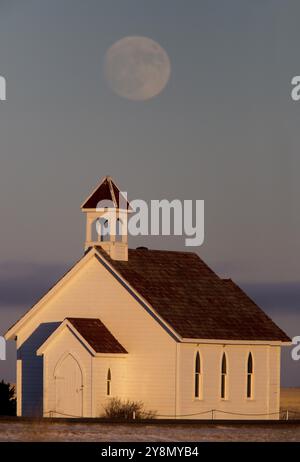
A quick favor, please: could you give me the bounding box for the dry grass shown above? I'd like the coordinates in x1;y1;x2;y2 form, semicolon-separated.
280;388;300;419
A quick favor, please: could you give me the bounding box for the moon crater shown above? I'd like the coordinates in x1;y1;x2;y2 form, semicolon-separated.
104;36;171;101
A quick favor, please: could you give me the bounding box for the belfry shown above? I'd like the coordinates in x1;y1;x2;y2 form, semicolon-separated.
81;176;130;260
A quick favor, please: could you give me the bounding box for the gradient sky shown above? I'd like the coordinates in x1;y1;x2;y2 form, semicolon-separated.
0;0;299;386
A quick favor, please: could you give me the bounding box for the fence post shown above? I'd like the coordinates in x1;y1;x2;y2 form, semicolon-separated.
211;409;214;421
133;411;136;420
286;410;289;421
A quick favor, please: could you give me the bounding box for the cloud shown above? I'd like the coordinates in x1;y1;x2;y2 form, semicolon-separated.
0;260;69;306
0;260;299;386
0;259;299;314
240;282;300;313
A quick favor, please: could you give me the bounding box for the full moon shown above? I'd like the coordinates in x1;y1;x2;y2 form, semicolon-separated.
104;36;171;101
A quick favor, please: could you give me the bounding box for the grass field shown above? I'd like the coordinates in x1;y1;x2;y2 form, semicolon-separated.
280;388;300;419
0;388;299;441
1;420;300;442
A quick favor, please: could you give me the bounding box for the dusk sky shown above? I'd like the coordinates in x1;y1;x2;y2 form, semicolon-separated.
0;0;299;385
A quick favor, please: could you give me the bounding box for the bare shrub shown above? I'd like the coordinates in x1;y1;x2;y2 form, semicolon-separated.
103;397;156;420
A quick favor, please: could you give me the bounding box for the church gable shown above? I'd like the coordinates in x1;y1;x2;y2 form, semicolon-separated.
5;248;178;349
4;250;96;341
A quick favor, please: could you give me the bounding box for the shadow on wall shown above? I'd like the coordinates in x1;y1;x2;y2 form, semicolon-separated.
18;322;60;417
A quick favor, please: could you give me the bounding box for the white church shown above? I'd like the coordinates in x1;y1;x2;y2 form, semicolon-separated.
5;177;290;419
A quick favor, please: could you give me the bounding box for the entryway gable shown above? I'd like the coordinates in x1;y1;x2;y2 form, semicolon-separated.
37;319;97;357
37;317;128;418
38;323;92;418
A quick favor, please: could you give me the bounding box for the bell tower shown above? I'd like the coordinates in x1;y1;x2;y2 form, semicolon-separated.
81;176;130;261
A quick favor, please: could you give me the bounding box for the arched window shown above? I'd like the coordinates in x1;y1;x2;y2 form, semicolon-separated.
194;352;201;398
96;217;110;242
116;218;123;242
247;353;253;398
107;368;111;396
221;353;227;399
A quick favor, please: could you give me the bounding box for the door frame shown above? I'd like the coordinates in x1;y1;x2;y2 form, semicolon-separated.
53;351;85;417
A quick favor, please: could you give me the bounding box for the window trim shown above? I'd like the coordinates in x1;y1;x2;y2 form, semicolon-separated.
95;217;110;243
246;352;254;400
106;368;112;397
194;350;203;400
220;352;228;400
116;218;123;242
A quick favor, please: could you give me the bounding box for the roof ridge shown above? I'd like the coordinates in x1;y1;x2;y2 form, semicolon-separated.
129;247;198;255
66;316;100;321
108;177;118;207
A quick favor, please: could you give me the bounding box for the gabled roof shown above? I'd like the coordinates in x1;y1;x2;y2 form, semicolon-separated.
95;247;290;342
37;317;127;356
5;245;290;344
66;317;127;354
81;176;130;210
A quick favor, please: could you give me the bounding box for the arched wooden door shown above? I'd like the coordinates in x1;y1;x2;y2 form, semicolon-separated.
55;354;83;417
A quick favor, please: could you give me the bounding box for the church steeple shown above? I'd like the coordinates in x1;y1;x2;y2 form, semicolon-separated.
81;176;130;260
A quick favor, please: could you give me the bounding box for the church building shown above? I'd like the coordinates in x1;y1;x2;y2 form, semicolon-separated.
5;177;290;419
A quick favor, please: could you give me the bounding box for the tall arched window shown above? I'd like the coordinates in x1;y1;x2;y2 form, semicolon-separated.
95;217;110;242
107;368;112;396
101;218;110;242
116;218;123;242
194;352;201;398
221;353;227;399
247;353;253;398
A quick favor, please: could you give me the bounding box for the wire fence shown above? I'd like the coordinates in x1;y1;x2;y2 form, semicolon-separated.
44;409;300;420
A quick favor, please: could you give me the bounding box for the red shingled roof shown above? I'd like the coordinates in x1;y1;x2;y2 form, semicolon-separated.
96;247;290;342
81;176;130;210
67;317;127;354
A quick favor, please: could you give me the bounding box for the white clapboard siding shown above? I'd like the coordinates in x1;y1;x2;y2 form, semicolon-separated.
178;343;280;420
16;254;177;417
92;357;127;418
14;253;282;419
268;346;281;416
